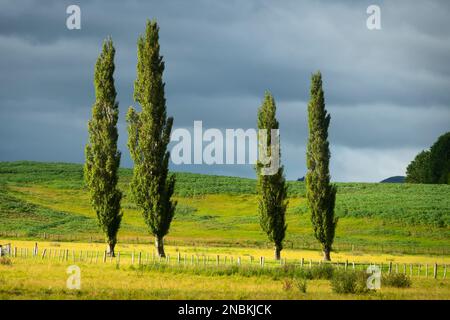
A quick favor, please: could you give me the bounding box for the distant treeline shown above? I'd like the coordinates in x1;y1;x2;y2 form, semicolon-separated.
406;131;450;184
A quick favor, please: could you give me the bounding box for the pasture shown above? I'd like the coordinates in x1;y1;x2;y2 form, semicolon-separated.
0;161;449;299
0;239;449;300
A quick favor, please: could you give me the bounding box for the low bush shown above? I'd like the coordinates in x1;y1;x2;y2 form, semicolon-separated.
382;273;412;288
331;270;370;294
295;277;307;293
282;278;293;291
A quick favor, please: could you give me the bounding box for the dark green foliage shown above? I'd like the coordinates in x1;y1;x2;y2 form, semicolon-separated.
429;132;450;184
127;21;176;257
305;72;337;261
84;38;122;255
406;150;432;183
330;270;370;294
382;273;412;288
406;132;450;184
256;92;288;260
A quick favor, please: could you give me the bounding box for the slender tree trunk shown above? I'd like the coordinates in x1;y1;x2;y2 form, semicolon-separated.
323;248;331;261
107;241;116;257
274;245;281;260
155;236;165;258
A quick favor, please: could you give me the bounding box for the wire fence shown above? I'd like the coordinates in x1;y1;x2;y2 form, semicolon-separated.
1;231;449;256
0;243;447;279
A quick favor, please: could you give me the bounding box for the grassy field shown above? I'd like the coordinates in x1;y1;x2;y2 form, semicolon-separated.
0;240;449;300
1;161;449;300
0;161;449;255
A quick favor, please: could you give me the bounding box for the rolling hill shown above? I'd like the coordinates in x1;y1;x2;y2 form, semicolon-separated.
0;161;449;254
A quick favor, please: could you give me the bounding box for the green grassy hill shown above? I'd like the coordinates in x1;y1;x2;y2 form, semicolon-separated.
0;161;449;254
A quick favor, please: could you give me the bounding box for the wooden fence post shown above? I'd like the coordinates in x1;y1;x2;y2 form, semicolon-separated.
216;255;220;266
300;258;304;268
309;259;312;269
117;252;120;267
345;260;348;271
138;252;142;265
237;257;241;266
177;252;181;264
41;249;47;259
103;250;107;263
443;265;447;279
433;263;437;279
131;251;135;265
426;264;428;277
418;264;421;276
403;263;406;274
33;243;38;257
388;262;392;274
410;264;413;277
260;256;264;268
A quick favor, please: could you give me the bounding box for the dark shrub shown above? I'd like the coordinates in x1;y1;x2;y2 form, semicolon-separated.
382;273;412;288
331;270;370;294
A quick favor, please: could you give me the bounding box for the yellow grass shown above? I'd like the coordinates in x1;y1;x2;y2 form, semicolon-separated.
0;257;449;300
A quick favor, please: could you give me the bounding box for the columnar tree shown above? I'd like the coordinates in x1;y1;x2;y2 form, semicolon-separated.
127;21;176;257
305;71;337;261
256;92;288;260
84;38;123;257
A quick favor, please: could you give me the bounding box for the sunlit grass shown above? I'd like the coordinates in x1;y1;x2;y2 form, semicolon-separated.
0;253;448;300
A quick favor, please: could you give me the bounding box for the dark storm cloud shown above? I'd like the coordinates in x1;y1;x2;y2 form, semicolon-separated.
0;0;449;181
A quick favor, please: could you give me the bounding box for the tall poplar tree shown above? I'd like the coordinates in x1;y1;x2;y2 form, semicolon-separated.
256;92;288;260
84;38;122;257
127;20;176;257
305;72;337;261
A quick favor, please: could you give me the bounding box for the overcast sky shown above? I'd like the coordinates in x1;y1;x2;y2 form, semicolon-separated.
0;0;449;181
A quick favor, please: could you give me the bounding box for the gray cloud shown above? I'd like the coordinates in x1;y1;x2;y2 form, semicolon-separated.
0;0;449;182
